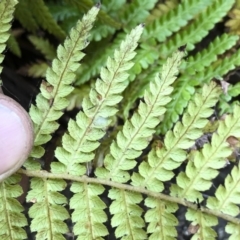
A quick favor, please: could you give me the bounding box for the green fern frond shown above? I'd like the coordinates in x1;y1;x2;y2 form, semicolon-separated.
28;61;49;78
226;222;240;239
28;35;56;61
109;189;146;239
120;0;157;30
159;0;235;56
145;198;178;239
146;0;178;23
70;182;108;239
7;33;21;57
182;34;239;74
171;104;240;202
143;0;214;42
29;0;66;41
96;50;184;183
0;0;17;74
76;33;126;85
14;0;38;32
185;209;218;239
207;163;240;216
132;82;221;192
0;175;27;239
27;178;69;239
53;24;144;175
159;34;239;134
65;0;121;29
28;5;100;166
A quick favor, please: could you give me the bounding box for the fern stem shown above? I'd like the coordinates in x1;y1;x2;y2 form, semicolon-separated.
18;168;240;226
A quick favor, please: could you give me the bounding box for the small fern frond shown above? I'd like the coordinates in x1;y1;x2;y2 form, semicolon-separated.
109;189;146;239
143;0;214;42
7;33;21;57
146;0;178;23
171;104;240;202
145;198;178;239
132;82;221;192
28;61;49;78
96;50;184;183
159;34;239;133
0;175;27;239
65;0;121;29
207;163;240;216
14;0;38;32
185;209;218;239
76;33;125;85
183;34;239;74
159;0;235;56
29;0;66;41
70;182;108;239
0;0;17;74
53;24;144;175
27;178;69;239
28;35;56;61
120;0;157;30
226;222;240;239
29;5;100;164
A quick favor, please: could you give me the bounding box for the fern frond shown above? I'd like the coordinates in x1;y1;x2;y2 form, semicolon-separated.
28;35;56;61
7;33;21;57
132;82;221;192
159;0;235;56
185;209;218;239
27;178;69;239
28;5;100;165
146;0;178;23
143;0;214;42
226;222;240;239
145;198;178;239
96;50;184;183
207;163;240;216
0;175;27;239
171;104;240;202
53;24;144;175
120;0;157;30
0;0;17;74
65;0;121;29
182;34;239;74
76;33;125;85
14;0;38;32
29;0;66;41
226;8;240;35
159;34;239;133
70;182;108;239
28;61;49;78
109;189;146;239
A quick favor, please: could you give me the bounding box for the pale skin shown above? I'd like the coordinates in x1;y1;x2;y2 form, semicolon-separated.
0;85;33;181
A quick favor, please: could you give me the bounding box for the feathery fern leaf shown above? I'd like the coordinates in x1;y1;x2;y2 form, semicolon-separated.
0;175;27;240
159;33;239;134
171;104;240;202
159;0;235;56
70;182;108;239
207;163;240;216
143;0;214;42
96;50;184;183
53;24;144;175
27;178;69;239
28;5;100;166
14;0;38;32
28;35;56;61
7;33;21;57
132;82;221;192
0;0;17;74
29;0;66;41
